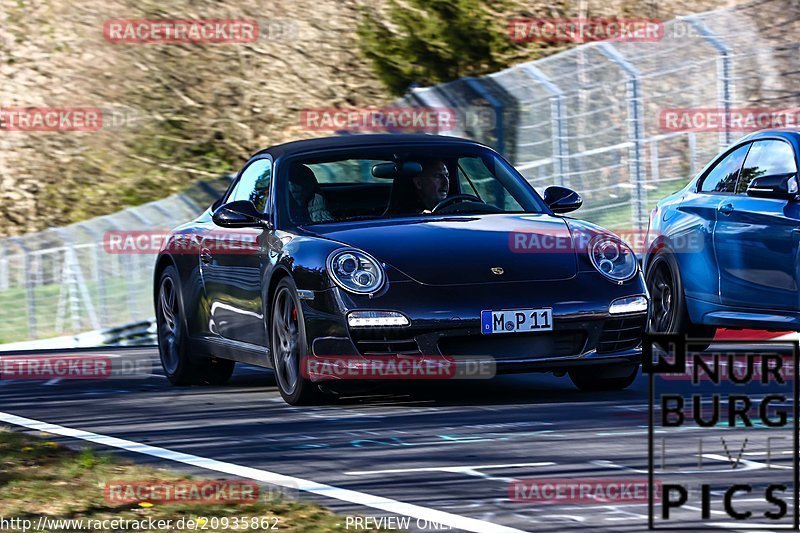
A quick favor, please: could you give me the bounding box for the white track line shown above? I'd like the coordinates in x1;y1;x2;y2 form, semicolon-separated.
0;411;525;533
346;462;555;475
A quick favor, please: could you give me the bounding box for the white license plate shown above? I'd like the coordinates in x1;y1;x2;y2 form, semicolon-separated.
481;308;553;335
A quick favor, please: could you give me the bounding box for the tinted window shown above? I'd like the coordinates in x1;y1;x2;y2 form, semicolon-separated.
282;146;544;225
699;144;749;193
229;159;272;212
737;140;797;194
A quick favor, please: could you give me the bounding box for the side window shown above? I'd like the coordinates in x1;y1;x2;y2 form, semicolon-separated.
228;159;272;212
457;157;523;211
737;140;797;194
698;144;749;193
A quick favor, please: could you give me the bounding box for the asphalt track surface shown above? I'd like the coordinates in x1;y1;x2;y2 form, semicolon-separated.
0;343;798;532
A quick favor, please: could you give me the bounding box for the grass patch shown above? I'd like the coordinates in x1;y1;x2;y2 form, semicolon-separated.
0;429;385;532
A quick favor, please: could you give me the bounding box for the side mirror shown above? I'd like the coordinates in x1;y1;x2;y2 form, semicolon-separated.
544;186;583;214
212;200;271;228
746;173;799;200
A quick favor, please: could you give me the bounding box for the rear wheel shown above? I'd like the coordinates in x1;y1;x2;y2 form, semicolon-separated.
645;252;717;351
156;266;234;385
270;277;328;405
569;364;638;391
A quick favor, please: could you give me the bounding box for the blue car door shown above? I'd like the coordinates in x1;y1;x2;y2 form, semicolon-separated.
715;139;800;310
676;143;750;304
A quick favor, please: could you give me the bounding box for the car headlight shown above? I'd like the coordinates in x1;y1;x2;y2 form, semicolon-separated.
590;236;638;282
326;248;385;294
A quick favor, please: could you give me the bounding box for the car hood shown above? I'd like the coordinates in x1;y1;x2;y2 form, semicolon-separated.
305;214;578;285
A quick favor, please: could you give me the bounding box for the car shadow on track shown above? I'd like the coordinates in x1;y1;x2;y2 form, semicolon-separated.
228;365;646;408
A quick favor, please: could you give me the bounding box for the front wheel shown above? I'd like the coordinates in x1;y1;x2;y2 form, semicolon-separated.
645;251;717;351
569;364;639;391
270;277;328;405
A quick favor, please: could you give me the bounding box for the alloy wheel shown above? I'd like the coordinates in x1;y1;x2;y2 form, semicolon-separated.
158;276;181;374
648;261;676;333
273;287;300;395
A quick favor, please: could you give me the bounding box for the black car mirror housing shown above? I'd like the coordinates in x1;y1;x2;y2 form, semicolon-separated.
745;172;799;200
212;200;272;228
544;186;583;214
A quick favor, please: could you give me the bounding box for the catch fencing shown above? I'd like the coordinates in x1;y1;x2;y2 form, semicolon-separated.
0;179;229;344
398;0;800;231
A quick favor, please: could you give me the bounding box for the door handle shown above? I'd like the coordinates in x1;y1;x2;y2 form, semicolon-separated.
718;203;734;215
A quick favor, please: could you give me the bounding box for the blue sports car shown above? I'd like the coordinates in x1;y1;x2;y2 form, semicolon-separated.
154;134;648;404
644;128;800;347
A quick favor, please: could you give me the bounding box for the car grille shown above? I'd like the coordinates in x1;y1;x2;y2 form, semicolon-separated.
355;339;422;356
438;331;586;361
596;316;646;353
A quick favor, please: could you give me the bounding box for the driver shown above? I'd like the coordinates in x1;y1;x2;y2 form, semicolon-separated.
412;159;450;213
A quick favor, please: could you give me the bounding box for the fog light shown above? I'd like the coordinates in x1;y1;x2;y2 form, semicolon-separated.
609;295;648;315
347;311;410;327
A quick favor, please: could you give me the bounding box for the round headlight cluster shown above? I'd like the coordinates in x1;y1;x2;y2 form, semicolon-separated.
590;236;638;281
327;249;385;294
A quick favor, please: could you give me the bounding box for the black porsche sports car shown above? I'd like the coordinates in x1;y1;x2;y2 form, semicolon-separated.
154;134;648;404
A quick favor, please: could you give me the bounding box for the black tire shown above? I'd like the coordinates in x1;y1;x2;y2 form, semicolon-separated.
645;251;717;352
569;364;639;391
156;266;235;386
270;277;327;405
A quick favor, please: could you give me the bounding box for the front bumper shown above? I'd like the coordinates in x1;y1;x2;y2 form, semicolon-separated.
300;272;647;375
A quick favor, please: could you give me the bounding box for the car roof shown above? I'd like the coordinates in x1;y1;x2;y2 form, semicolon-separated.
254;133;488;159
741;129;800;141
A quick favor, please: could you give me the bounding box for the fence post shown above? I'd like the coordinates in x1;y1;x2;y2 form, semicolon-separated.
686;16;733;149
79;222;108;328
650;139;660;185
521;65;569;188
598;42;647;232
464;77;504;156
10;238;36;339
0;242;7;291
411;87;466;137
125;209;151;323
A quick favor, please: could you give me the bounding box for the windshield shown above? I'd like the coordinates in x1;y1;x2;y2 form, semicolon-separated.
280;145;546;226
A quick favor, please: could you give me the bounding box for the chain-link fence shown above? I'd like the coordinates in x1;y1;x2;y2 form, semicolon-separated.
402;0;800;231
0;179;230;344
1;0;798;344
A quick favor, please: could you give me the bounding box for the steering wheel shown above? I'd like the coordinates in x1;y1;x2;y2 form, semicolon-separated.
431;194;483;214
